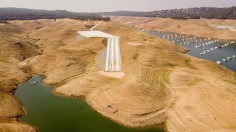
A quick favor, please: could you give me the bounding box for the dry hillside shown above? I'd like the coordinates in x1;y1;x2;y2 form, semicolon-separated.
110;16;236;40
0;19;236;132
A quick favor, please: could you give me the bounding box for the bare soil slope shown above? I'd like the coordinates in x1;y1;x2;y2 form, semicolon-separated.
0;22;39;131
111;16;236;40
0;19;236;132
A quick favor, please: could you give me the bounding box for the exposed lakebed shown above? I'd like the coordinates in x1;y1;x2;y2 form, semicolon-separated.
15;75;164;132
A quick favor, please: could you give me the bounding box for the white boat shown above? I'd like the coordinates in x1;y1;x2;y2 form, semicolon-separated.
216;61;221;65
227;57;232;60
222;59;227;62
30;81;37;84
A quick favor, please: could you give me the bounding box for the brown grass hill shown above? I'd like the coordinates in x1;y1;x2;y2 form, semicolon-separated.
0;19;235;132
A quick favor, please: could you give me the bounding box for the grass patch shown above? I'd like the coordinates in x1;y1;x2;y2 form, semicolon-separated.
86;48;97;54
163;70;171;84
163;62;177;67
158;70;172;91
132;53;139;61
85;24;94;29
159;78;167;91
102;38;107;45
84;48;97;55
223;79;236;86
188;78;202;86
184;59;197;69
0;56;10;63
56;41;67;46
169;102;176;108
126;36;131;41
169;97;178;108
0;125;15;132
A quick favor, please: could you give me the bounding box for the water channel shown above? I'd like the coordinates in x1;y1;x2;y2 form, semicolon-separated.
15;75;164;132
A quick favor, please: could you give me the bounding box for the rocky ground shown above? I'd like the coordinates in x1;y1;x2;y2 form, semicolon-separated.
0;18;235;132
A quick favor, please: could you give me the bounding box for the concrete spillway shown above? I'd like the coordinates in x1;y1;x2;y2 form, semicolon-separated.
77;30;122;72
105;37;121;71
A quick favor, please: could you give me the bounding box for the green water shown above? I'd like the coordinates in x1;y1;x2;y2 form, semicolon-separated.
15;75;165;132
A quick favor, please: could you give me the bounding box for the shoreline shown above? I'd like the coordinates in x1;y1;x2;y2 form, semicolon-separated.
14;46;235;132
1;19;236;132
110;16;236;41
13;74;39;131
52;89;166;130
14;73;165;131
16;45;235;131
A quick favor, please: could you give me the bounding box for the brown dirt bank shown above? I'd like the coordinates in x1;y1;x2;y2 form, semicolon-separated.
0;22;39;131
110;16;236;40
0;19;236;132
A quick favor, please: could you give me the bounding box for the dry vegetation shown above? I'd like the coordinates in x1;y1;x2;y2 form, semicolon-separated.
0;18;236;132
0;21;39;131
111;16;236;40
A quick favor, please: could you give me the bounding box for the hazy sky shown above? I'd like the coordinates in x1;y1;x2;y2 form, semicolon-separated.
1;0;235;12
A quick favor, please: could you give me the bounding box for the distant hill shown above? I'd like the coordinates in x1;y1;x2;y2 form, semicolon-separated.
100;7;236;19
0;7;110;21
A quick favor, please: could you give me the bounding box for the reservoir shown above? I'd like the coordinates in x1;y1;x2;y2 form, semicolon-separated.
14;29;235;132
15;75;164;132
143;30;236;72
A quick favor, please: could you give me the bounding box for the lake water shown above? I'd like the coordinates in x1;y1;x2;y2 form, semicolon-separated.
15;75;164;132
143;29;236;72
